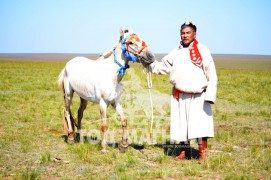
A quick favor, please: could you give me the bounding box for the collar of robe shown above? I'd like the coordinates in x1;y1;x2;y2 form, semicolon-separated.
179;39;203;67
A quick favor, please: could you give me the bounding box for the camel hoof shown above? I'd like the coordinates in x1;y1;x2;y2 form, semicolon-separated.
101;149;108;154
67;131;75;144
119;143;129;153
67;138;75;144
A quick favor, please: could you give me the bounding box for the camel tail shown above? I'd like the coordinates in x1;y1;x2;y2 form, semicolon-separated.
58;68;66;92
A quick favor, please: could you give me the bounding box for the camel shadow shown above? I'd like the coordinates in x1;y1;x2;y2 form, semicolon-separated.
62;134;200;159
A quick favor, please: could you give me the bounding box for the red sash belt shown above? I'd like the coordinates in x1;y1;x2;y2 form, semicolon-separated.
173;88;185;100
173;88;205;100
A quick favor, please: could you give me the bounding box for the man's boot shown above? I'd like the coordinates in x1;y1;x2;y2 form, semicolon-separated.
198;137;208;161
175;141;191;160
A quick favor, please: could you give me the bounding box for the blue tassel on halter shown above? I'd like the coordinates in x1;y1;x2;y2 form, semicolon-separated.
118;64;130;76
113;49;130;76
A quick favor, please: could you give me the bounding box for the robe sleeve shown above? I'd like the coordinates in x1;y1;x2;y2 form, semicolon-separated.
201;46;218;104
149;48;177;75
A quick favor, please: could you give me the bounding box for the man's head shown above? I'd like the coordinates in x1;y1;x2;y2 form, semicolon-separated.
180;21;197;47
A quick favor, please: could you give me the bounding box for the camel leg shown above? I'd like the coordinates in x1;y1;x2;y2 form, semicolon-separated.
114;100;128;152
64;92;75;144
77;97;88;141
63;78;75;144
99;99;109;153
77;97;88;130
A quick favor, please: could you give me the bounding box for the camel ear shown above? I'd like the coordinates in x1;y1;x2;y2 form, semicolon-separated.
119;27;124;36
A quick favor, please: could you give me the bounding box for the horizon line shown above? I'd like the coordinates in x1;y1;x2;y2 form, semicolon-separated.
0;52;271;56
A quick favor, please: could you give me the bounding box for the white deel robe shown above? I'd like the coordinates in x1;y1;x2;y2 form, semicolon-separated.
150;41;218;142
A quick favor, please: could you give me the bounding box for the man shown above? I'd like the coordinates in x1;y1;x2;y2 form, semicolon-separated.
150;21;218;161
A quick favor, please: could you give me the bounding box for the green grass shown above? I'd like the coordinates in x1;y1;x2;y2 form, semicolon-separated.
0;56;271;179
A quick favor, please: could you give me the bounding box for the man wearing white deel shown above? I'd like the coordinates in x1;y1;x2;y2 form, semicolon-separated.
150;21;218;161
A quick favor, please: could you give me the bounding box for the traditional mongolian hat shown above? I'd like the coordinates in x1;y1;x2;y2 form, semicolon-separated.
180;21;197;32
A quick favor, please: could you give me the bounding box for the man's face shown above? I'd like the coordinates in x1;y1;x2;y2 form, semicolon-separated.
181;27;196;47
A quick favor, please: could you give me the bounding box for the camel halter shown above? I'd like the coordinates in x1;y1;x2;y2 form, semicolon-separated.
123;34;153;140
145;66;154;140
113;34;148;76
121;34;148;62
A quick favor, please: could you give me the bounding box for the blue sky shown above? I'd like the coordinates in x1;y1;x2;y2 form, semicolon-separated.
1;0;271;55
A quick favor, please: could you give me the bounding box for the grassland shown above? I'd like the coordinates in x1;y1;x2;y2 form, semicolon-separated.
0;54;270;179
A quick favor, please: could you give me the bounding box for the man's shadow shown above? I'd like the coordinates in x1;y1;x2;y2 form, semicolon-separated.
157;141;200;159
62;134;200;159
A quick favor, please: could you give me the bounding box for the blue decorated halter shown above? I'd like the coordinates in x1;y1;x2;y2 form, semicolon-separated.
114;34;147;76
121;36;138;62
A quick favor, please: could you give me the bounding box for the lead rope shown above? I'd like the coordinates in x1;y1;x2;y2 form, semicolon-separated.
145;66;154;140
